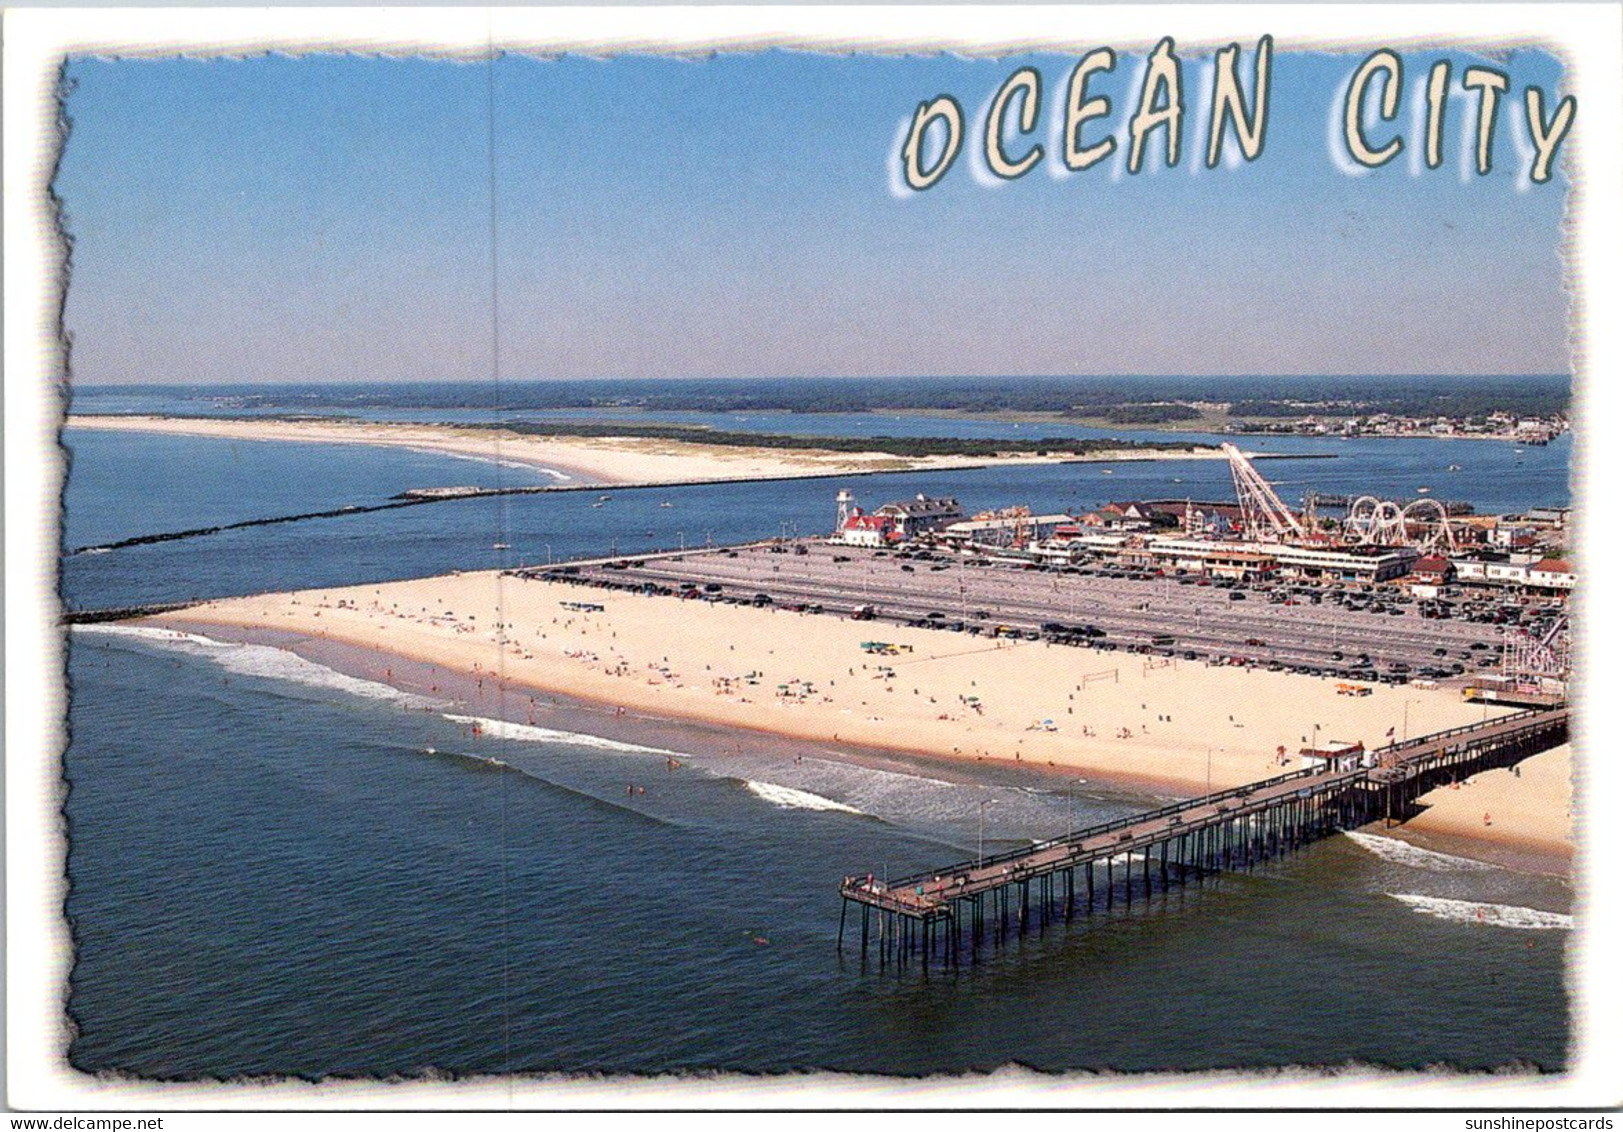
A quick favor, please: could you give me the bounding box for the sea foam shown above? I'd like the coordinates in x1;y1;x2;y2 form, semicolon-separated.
1345;830;1496;873
74;624;443;709
745;780;863;814
1388;893;1573;930
75;623;231;649
441;714;678;756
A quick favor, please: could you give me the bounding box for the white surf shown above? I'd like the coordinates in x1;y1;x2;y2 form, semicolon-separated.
1345;830;1496;873
442;714;679;757
75;623;443;709
1388;893;1572;930
745;780;863;814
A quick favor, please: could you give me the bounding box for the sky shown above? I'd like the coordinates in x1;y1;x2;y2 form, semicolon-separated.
57;46;1575;383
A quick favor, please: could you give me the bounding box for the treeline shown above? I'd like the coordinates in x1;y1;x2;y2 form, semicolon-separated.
491;421;1200;458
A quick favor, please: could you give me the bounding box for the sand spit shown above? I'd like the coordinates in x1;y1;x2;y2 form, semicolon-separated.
67;414;1222;486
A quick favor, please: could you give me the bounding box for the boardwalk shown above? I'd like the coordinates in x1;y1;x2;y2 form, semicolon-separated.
838;706;1568;968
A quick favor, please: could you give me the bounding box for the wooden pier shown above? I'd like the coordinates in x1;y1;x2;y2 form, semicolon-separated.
838;707;1568;969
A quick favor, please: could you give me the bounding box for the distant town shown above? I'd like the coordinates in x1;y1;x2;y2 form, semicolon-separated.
1219;408;1568;444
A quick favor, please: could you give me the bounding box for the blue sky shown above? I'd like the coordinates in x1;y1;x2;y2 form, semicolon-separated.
57;46;1573;383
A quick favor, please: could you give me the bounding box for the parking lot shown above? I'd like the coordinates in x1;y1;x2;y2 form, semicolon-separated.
522;540;1562;684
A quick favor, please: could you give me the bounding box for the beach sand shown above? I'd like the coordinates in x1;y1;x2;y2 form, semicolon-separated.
157;569;1572;868
67;414;1217;486
1388;744;1573;873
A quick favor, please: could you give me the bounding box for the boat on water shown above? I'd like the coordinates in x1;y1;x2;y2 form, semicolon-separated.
659;501;674;508
1102;469;1114;475
492;542;511;550
1416;487;1431;494
1447;464;1461;472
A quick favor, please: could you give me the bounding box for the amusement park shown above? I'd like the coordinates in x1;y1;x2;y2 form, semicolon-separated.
822;442;1573;705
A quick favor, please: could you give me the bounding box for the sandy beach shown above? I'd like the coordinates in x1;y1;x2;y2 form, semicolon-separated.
67;414;1218;486
157;568;1572;870
1390;745;1573;872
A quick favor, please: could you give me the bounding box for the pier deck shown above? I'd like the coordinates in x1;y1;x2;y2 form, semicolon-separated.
839;706;1567;967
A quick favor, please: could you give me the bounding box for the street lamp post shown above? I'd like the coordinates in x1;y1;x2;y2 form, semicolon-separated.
978;799;995;867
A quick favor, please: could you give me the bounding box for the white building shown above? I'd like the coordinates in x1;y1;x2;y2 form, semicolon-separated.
942;513;1072;546
1527;558;1575;592
873;494;963;537
835;514;896;547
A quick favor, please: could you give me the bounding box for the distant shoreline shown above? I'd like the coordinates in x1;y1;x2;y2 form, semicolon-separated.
64;413;1257;488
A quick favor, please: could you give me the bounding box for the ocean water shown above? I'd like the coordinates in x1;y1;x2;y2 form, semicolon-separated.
66;625;1570;1076
62;427;571;550
57;404;1575;1077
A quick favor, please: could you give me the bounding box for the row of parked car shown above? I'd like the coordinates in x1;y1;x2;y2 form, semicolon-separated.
524;562;1501;686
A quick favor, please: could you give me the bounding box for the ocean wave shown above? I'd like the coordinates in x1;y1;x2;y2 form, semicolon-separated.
417;744;681;829
745;780;864;814
441;714;678;756
423;745;510;771
75;624;443;709
1345;830;1496;873
1387;893;1572;930
75;623;232;648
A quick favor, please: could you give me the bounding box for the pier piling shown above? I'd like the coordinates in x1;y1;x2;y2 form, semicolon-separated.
839;708;1566;971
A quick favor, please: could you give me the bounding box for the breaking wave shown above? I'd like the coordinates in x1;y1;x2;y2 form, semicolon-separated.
745;780;864;814
74;624;443;709
75;623;230;648
1345;830;1496;873
441;714;678;757
1388;893;1573;930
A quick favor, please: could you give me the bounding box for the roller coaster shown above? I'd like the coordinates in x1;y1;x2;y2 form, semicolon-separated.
1343;495;1459;553
1221;444;1458;552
